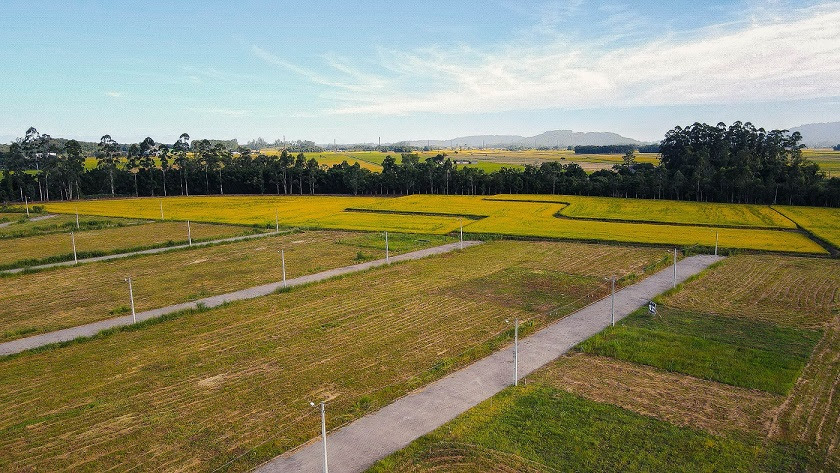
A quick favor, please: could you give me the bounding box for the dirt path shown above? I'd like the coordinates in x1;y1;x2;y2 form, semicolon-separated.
255;254;722;473
0;213;57;228
0;241;481;356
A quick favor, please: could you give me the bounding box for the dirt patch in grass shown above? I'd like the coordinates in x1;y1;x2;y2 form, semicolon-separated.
534;352;781;436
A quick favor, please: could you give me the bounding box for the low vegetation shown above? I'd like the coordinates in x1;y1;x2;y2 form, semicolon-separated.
774;205;840;250
0;241;664;471
0;231;453;341
0;214;146;239
0;220;259;269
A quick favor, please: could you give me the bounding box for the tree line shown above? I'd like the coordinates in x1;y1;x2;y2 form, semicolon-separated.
1;122;838;207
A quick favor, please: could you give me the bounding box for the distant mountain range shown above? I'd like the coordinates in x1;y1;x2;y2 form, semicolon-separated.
790;122;840;148
399;129;643;148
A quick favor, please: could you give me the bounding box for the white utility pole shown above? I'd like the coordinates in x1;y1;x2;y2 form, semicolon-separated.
125;277;136;323
187;220;192;246
610;275;616;326
673;248;677;288
385;231;390;264
71;232;77;264
310;401;329;473
281;249;287;288
715;232;719;256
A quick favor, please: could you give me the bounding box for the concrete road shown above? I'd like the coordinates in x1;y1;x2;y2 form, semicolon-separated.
255;254;722;473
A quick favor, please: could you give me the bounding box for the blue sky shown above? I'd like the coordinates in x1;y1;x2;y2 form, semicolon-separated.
1;0;839;144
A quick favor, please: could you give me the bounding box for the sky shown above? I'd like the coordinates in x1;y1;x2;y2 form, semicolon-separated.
1;0;839;144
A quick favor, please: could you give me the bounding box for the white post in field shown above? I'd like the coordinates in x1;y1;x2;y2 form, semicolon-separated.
75;208;80;229
514;317;519;386
125;277;136;323
281;249;287;288
71;232;77;264
610;275;616;326
459;219;463;250
187;220;192;246
275;210;279;233
159;200;164;220
715;232;719;256
673;248;677;288
385;231;390;264
25;197;30;217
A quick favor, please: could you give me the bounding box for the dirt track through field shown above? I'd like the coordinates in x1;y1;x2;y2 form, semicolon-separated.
256;254;721;473
0;241;480;356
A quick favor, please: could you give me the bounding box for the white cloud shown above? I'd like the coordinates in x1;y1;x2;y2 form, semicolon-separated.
105;91;122;98
321;3;840;115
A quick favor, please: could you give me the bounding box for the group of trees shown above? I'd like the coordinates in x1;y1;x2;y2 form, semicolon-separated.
1;122;839;207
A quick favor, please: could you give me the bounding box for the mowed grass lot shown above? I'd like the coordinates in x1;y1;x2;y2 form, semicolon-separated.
371;253;840;472
0;241;665;471
0;231;452;341
0;220;258;269
45;195;831;254
0;214;146;239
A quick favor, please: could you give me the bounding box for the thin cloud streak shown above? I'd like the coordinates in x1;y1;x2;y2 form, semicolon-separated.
325;3;840;115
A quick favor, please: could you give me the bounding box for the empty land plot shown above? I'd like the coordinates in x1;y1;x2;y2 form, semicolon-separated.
663;254;840;329
0;231;452;341
368;385;810;473
0;214;146;239
0;221;257;269
0;241;664;472
495;194;796;228
773;205;840;250
535;352;780;436
577;307;821;394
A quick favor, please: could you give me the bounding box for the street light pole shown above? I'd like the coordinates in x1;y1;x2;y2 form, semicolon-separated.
611;275;616;327
310;401;329;473
124;277;136;323
71;232;77;264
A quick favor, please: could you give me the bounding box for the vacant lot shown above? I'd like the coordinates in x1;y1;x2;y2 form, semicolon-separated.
0;220;258;269
0;231;452;341
663;255;840;329
44;195;829;254
369;385;810;472
0;214;146;239
0;241;663;471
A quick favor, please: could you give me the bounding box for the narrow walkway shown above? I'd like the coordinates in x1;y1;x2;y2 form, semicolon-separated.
0;241;481;356
1;230;280;275
255;254;722;473
0;213;57;228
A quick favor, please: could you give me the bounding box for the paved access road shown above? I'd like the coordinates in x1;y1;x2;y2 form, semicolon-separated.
0;240;481;356
256;254;722;473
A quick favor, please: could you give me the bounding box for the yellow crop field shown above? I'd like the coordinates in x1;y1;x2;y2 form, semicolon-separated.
495;194;797;228
43;195;829;254
773;205;840;249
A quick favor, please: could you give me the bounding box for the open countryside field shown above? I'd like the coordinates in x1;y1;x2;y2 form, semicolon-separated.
0;240;666;471
43;195;831;254
774;205;840;249
0;214;146;239
370;252;840;472
803;148;840;174
0;230;452;341
0;220;257;269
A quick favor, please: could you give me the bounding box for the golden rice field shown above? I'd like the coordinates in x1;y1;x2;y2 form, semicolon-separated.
773;205;840;249
0;240;664;471
42;195;830;254
0;220;256;269
0;231;451;341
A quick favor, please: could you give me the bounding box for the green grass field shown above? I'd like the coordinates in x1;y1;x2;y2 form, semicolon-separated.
0;214;146;239
577;307;820;395
0;231;452;341
369;385;811;472
42;195;831;254
0;240;664;471
0;220;259;269
774;205;840;250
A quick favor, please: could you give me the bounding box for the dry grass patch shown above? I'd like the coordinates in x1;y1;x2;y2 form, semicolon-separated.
664;254;840;329
0;241;663;472
534;352;780;436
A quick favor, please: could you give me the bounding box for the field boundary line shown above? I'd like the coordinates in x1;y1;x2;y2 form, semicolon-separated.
0;229;281;275
0;240;482;357
255;253;722;473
